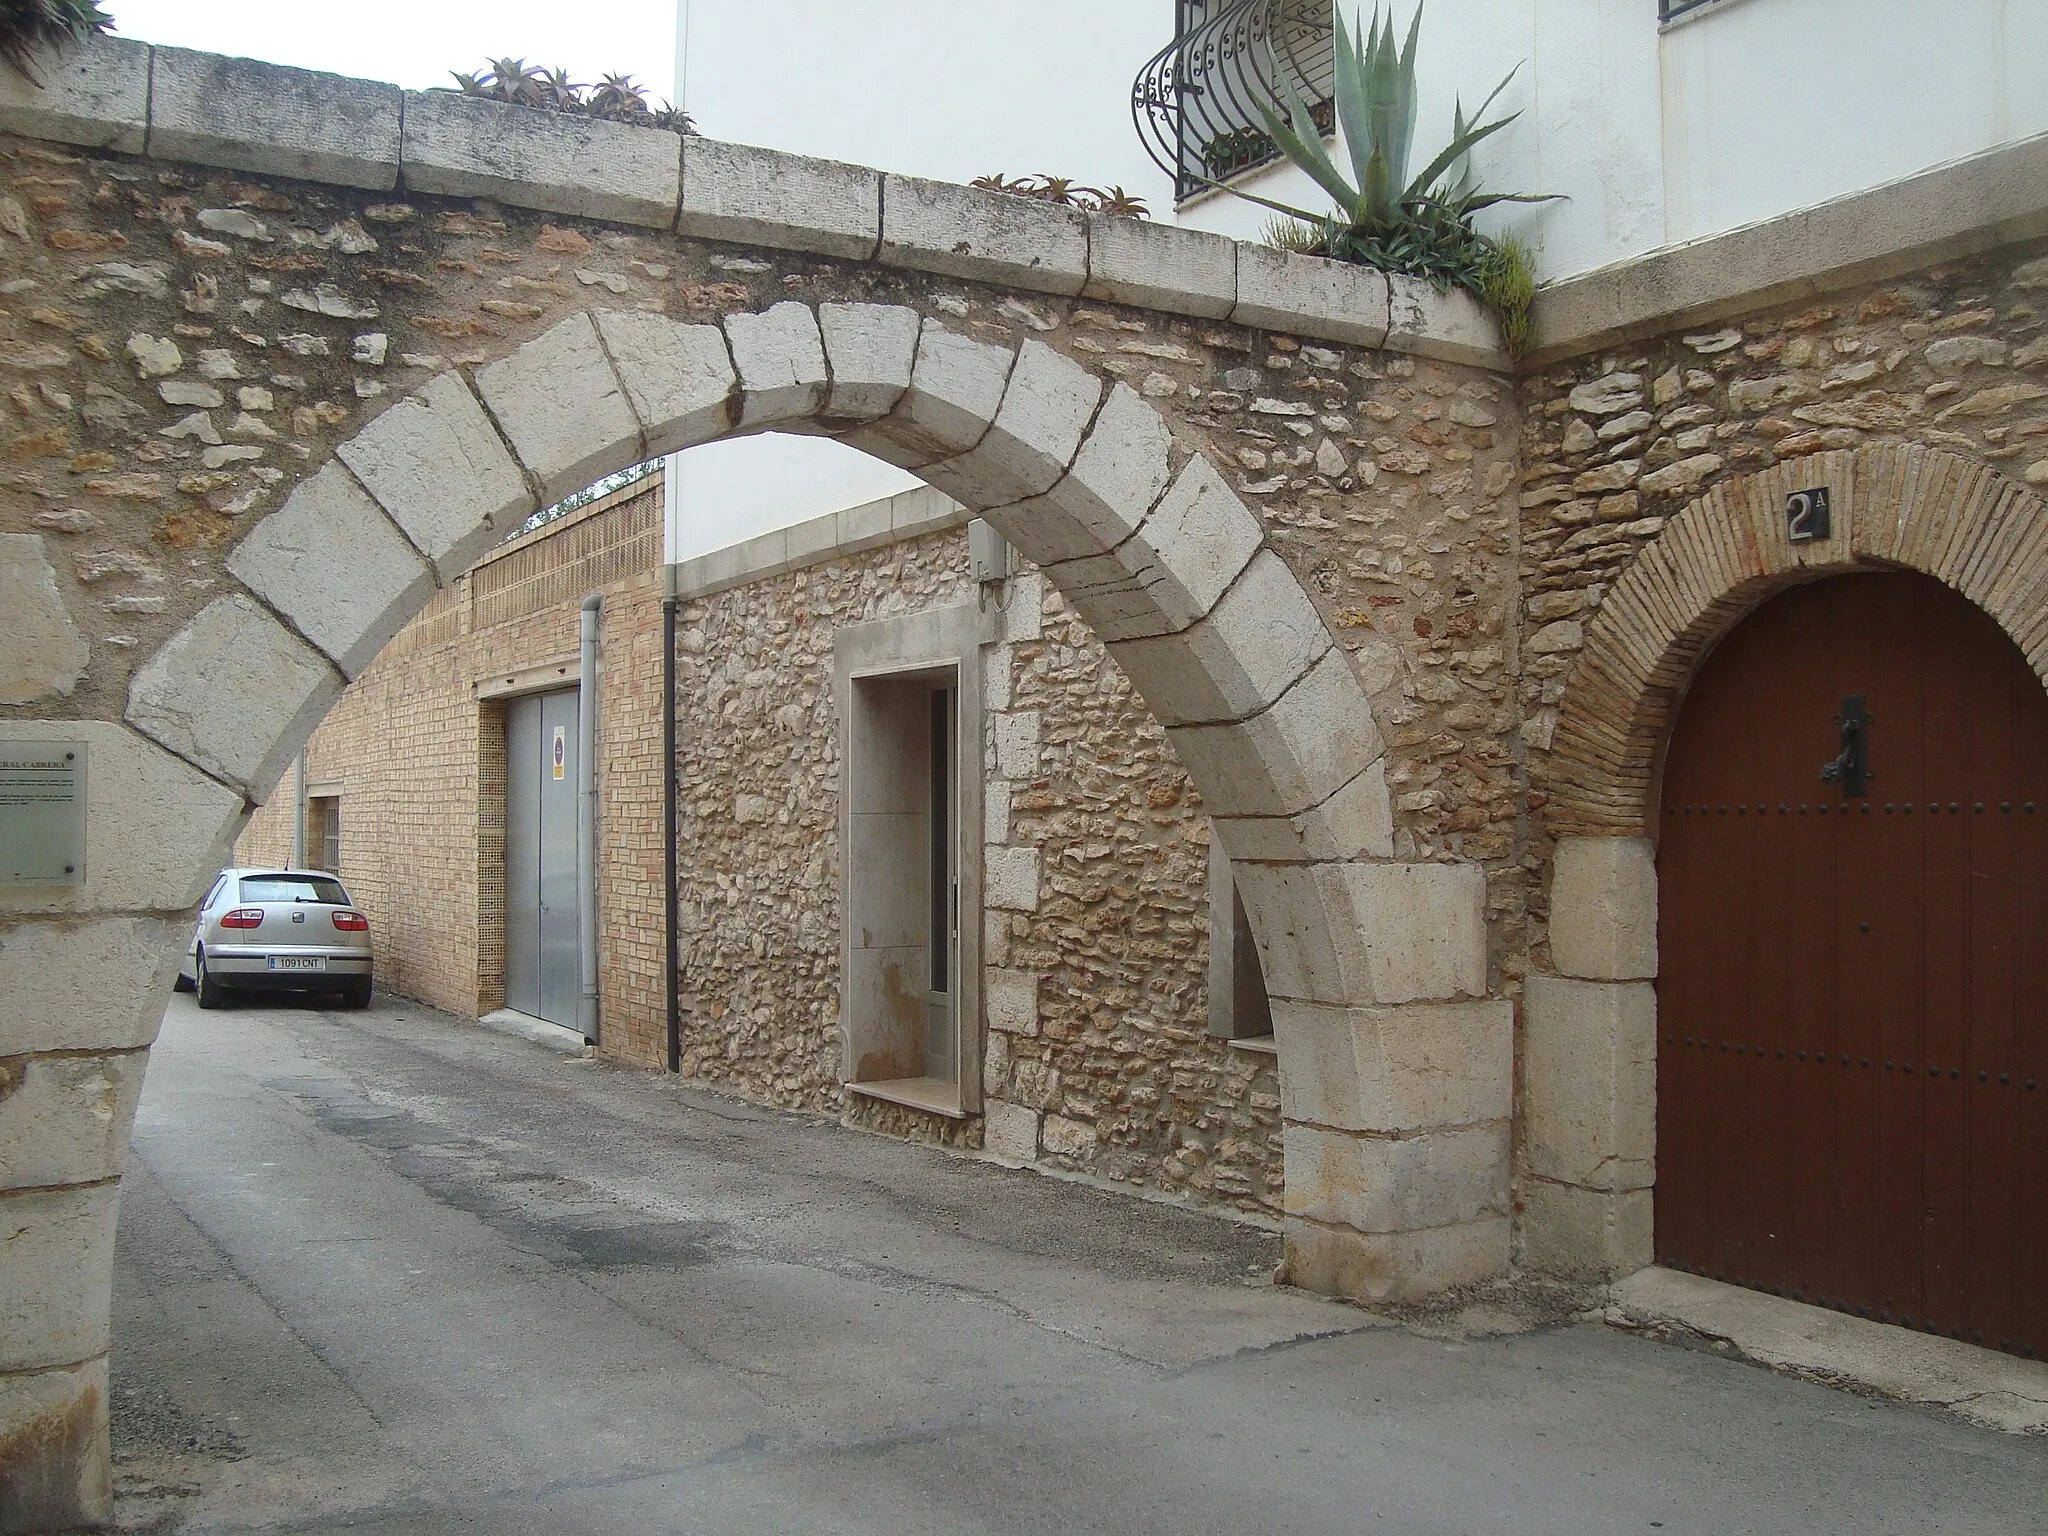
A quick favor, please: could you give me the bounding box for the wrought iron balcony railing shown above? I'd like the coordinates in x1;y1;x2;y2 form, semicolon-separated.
1132;0;1336;204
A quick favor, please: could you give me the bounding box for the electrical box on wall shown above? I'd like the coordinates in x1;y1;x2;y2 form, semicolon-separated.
968;519;1012;585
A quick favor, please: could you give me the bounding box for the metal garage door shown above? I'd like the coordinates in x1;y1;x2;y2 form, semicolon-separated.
1657;571;2046;1358
505;690;580;1029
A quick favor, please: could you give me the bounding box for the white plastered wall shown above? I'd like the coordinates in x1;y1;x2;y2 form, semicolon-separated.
1179;0;2048;283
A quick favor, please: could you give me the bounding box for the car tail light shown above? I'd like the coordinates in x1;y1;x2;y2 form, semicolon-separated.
331;911;369;932
220;908;264;929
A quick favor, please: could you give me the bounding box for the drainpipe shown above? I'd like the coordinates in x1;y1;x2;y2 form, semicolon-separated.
663;563;681;1074
291;752;306;870
577;594;602;1046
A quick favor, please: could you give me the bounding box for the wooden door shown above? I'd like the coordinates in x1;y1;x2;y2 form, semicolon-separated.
1656;571;2047;1359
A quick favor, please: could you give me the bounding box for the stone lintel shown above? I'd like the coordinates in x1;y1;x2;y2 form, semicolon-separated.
0;33;147;153
400;90;682;230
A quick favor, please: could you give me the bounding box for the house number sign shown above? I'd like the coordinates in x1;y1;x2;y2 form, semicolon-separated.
1;741;87;885
1787;486;1832;542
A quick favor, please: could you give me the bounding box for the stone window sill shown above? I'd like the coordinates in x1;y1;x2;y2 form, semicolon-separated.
1227;1034;1278;1056
846;1076;968;1119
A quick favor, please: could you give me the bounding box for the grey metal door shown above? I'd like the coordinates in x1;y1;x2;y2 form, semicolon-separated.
505;690;580;1027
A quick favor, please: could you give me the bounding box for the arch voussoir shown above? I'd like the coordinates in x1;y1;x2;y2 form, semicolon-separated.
920;339;1102;509
816;303;921;423
723;300;829;430
335;372;537;580
123;594;342;803
591;309;737;456
474;312;646;503
224;461;435;679
842;321;1015;471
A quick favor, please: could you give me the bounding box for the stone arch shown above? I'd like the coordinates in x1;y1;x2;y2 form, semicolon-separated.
1;45;1521;1516
1527;444;2048;1284
29;298;1509;1328
171;301;1397;870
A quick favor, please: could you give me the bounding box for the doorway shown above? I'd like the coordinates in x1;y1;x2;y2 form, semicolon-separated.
844;667;961;1109
1656;571;2046;1358
504;689;581;1029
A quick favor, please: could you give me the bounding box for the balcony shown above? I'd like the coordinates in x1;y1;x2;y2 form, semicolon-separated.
1132;0;1336;205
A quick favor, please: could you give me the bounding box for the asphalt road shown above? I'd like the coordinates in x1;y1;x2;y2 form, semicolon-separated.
109;992;2047;1534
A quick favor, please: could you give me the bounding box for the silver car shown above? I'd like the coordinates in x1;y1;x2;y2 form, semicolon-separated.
175;868;374;1009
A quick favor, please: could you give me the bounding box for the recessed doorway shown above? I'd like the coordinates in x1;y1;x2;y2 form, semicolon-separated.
836;601;986;1120
504;688;581;1030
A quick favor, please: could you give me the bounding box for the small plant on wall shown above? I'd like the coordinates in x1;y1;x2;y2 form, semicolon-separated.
446;57;697;135
1210;2;1553;355
0;0;113;83
971;174;1150;218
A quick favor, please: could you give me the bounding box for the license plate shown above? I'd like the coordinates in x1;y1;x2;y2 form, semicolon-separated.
268;955;326;972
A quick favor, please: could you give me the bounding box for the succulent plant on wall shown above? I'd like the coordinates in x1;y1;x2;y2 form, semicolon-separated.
446;57;697;135
971;174;1151;218
0;0;113;84
1215;2;1552;354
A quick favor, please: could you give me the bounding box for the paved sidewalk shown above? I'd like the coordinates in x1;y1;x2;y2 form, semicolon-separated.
109;993;2047;1534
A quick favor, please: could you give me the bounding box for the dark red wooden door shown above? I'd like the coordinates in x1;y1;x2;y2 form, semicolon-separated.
1657;571;2047;1359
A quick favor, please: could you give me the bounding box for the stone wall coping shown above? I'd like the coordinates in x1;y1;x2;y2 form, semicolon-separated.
1529;129;2048;366
671;484;968;602
0;35;1508;369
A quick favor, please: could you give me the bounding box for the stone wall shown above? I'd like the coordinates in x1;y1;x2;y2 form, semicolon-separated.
672;527;1290;1217
982;573;1282;1211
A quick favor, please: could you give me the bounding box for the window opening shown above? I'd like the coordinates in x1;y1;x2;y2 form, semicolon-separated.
1208;842;1274;1043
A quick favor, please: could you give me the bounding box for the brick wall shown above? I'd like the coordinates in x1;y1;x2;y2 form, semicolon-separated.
235;480;664;1019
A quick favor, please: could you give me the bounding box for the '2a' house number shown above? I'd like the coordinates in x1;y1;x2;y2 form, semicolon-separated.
1787;486;1832;542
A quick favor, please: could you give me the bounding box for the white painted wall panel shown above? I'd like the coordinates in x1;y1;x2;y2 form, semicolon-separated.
1659;0;2048;248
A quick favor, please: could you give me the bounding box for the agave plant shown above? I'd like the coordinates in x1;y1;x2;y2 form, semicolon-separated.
1211;2;1552;352
0;0;113;85
1234;2;1549;240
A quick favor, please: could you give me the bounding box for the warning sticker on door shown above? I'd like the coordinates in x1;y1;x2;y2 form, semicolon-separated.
551;725;567;781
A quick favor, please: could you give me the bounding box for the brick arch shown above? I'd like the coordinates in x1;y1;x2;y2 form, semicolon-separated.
1548;444;2048;837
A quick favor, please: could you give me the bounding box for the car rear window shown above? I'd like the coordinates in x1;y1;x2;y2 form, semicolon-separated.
239;875;350;905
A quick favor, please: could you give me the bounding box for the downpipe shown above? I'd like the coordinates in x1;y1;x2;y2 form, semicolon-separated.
663;563;681;1074
577;593;602;1046
291;751;306;869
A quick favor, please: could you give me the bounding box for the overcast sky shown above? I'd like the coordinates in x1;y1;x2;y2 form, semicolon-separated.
110;2;679;103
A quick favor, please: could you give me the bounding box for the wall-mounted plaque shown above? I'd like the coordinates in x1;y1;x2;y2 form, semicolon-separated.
1;742;87;885
1787;486;1832;542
